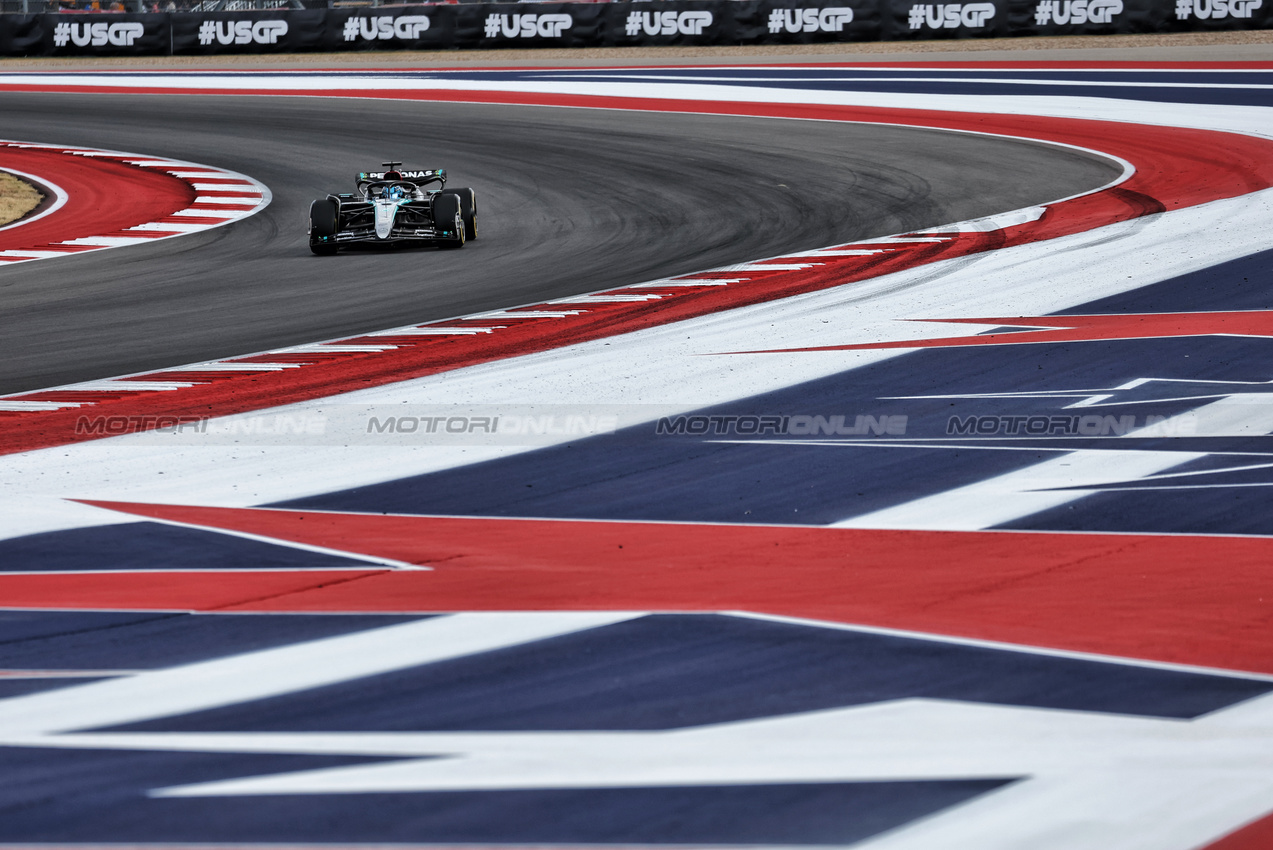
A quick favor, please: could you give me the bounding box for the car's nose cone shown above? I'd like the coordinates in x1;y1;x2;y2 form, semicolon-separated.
374;200;396;239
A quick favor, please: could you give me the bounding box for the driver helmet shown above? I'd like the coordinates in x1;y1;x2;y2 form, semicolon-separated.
387;184;406;201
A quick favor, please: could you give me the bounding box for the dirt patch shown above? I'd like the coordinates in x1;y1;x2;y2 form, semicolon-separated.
0;172;43;228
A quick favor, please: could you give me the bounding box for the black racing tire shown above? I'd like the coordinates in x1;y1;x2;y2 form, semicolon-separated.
432;192;465;249
444;187;478;241
309;198;339;256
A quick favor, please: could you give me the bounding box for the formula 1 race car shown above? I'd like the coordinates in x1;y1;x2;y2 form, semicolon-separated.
308;162;477;255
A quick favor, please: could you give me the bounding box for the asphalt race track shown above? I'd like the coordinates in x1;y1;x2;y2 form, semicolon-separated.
0;92;1120;393
3;55;1273;850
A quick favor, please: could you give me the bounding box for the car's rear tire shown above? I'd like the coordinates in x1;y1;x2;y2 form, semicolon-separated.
309;199;339;256
444;187;478;241
432;192;465;249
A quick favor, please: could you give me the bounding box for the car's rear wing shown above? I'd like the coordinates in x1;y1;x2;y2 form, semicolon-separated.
357;168;446;187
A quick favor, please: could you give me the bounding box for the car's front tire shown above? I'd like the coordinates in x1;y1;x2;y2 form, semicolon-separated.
309;199;339;256
444;187;478;241
432;193;466;249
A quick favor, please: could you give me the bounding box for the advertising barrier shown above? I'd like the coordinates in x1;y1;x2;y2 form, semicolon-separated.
0;0;1269;57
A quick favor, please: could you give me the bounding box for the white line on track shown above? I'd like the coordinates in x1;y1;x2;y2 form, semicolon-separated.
0;612;642;737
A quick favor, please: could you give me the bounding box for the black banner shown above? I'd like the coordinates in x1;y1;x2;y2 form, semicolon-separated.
171;10;324;54
2;12;169;56
1;0;1270;57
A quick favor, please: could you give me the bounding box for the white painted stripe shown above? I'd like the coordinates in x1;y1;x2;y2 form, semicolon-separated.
0;612;642;736
0;365;301;406
793;249;889;257
548;294;663;303
367;326;499;336
192;196;263;206
735;610;1273;681
166;209;237;219
0;401;86;411
165;362;302;372
1139;393;1273;437
926;206;1048;232
278;345;398;353
128;511;428;571
470;311;586;319
191;183;259;192
589;71;1273;90
833;450;1206;531
860;236;953;243
54;381;198;392
627;280;731;288
0;250;77;259
0;568;390;576
53;237;153;247
124;222;209;233
723;262;824;271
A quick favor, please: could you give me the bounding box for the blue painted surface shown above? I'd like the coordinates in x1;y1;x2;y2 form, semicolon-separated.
0;610;427;669
0;521;370;572
0;678;114;699
105;614;1272;733
0;742;1012;845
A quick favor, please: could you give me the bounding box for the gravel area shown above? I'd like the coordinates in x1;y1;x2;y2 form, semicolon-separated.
0;172;42;228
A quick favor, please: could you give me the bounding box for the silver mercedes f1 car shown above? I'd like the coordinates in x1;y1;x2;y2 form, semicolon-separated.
308;162;477;255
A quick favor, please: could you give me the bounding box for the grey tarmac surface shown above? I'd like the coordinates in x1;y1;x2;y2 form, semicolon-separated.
0;68;1123;393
